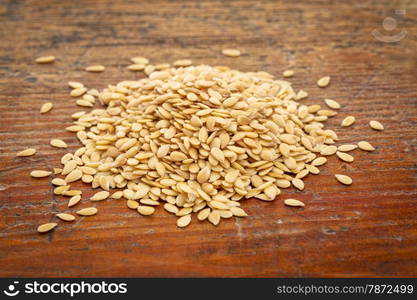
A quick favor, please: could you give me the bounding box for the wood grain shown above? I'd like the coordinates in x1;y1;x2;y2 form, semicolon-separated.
0;0;416;277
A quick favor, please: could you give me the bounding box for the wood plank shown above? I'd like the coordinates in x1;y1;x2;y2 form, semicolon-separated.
0;0;416;277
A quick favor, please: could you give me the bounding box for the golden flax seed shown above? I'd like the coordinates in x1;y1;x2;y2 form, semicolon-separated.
17;148;36;157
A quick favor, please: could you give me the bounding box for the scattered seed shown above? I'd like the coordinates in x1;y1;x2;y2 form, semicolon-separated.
358;141;375;151
63;190;82;197
369;120;384;131
68;195;81;207
222;49;241;57
296;90;308;100
338;144;358;152
76;99;93;107
50;139;67;148
17;148;36;157
65;169;82;183
284;199;305;207
56;213;75;222
51;178;67;186
292;178;304;190
283;70;294;78
131;56;149;65
86;65;105;72
30;170;52;178
37;222;57;233
324;99;340;109
335;174;352;185
90;191;110;201
70;87;87;97
68;81;84;89
76;207;97;216
320;145;337;156
53;168;62;174
54;185;70;195
40;102;53;114
341;116;355;127
317;76;330;87
336;151;354;162
127;64;146;71
36;56;55;64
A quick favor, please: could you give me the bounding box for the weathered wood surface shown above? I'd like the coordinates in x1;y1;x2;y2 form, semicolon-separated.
0;0;416;277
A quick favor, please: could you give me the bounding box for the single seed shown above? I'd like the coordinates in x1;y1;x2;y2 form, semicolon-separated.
336;151;354;162
335;174;353;185
338;144;358;152
36;56;55;64
111;191;123;199
70;87;87;97
90;191;110;201
283;70;294;78
320;145;337;156
296;90;308;100
137;205;155;216
284;199;305;207
50;139;67;148
127;200;139;209
63;190;82;197
222;49;241;57
341;116;355;127
56;213;75;222
76;99;93;107
230;207;248;217
317;76;330;87
76;207;97;216
127;64;146;71
51;178;67;186
369;120;384;131
86;65;105;72
40;102;53;114
208;210;220;226
53;168;62;174
54;185;70;195
62;160;77;176
68;195;81;207
68;81;84;89
164;203;179;214
177;214;191;227
358;141;375;151
324;99;340;109
65;169;82;183
210;201;229;210
292;178;304;191
17;148;36;157
131;56;149;65
197;208;211;221
170;151;187;161
210;147;224;162
30;170;52;178
37;222;57;233
173;59;192;67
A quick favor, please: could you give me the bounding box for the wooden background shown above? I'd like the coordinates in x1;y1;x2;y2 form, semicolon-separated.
0;0;416;277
